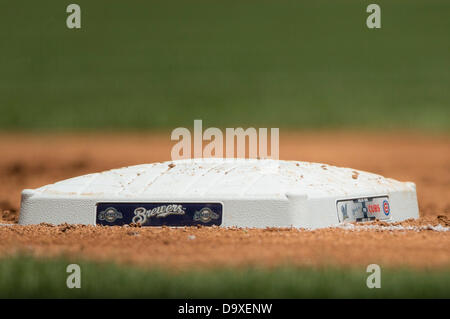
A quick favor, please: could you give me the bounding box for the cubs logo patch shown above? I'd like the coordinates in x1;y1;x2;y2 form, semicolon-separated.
96;202;222;226
337;196;391;223
383;200;390;216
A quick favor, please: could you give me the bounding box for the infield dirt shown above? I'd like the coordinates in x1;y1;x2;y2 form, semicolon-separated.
0;131;449;269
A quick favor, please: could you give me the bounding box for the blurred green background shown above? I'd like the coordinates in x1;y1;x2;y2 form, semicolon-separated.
0;0;449;131
1;256;449;298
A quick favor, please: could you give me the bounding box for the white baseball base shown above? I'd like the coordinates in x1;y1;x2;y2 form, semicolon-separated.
19;158;419;228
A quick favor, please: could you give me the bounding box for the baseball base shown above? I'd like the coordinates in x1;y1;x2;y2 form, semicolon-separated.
19;158;419;228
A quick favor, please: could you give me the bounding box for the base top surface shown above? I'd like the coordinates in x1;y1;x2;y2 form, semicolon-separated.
28;158;415;199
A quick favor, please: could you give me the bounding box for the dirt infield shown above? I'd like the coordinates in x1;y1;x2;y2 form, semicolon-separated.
0;131;449;269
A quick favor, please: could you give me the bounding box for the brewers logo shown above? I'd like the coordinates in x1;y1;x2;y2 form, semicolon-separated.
193;207;220;223
96;202;222;226
98;207;123;223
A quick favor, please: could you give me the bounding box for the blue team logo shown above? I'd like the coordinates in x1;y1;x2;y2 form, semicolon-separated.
382;200;390;216
96;202;222;226
98;207;123;223
193;207;220;223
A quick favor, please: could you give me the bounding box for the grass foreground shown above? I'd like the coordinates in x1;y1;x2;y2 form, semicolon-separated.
0;256;449;298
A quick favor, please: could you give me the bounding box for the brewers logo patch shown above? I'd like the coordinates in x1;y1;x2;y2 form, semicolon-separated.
97;207;123;223
96;202;222;226
193;207;220;223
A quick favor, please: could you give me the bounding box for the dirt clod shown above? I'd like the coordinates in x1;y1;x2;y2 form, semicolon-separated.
437;215;450;226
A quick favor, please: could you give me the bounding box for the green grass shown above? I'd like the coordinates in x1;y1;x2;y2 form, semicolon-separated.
0;256;449;298
0;0;449;131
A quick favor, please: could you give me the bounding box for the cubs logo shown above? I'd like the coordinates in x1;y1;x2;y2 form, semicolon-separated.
193;207;220;223
98;207;123;223
337;196;390;223
383;200;390;216
367;204;380;213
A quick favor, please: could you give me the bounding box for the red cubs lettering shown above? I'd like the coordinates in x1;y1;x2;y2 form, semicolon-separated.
368;204;380;213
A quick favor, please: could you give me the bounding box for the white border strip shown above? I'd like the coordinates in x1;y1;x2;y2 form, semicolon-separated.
334;223;450;232
0;223;449;232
